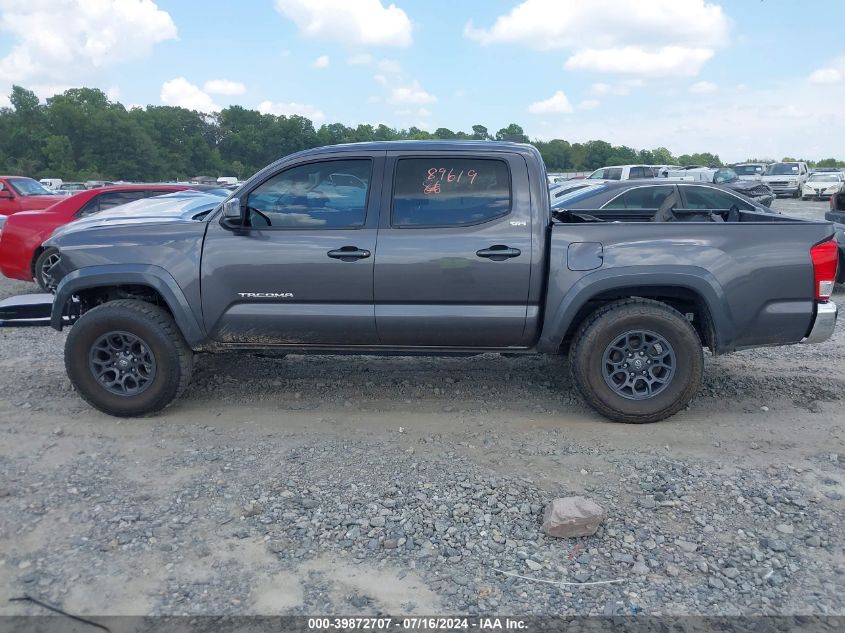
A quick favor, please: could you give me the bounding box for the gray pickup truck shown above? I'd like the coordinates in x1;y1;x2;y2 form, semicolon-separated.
0;141;839;423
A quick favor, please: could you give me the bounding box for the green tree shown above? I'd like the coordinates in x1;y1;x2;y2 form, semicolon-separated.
43;135;76;177
584;140;613;169
2;83;840;185
495;123;528;143
816;157;845;168
471;125;492;141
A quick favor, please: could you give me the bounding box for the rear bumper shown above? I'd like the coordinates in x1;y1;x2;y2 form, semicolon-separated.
802;301;837;344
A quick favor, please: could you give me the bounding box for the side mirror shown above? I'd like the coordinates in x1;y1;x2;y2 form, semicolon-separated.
0;188;12;199
221;197;243;225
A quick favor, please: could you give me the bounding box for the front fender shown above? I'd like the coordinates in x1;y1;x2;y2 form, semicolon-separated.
51;264;206;348
537;266;735;354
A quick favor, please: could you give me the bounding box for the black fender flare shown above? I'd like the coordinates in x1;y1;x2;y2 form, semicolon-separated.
51;264;206;347
536;266;735;354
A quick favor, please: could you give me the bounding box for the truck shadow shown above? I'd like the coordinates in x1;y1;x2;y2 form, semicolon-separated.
181;350;845;416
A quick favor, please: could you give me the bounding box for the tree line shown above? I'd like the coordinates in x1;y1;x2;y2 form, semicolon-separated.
1;85;842;182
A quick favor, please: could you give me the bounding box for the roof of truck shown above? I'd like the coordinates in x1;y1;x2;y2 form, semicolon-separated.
298;140;535;153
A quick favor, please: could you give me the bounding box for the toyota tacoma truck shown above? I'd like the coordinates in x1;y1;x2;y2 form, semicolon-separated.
0;141;839;423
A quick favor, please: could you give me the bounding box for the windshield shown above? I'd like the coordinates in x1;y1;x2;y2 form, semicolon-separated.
551;184;608;209
7;177;53;196
767;163;799;176
734;165;763;175
808;174;841;182
713;168;738;184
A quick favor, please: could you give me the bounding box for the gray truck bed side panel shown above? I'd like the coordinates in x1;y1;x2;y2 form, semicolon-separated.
540;222;833;353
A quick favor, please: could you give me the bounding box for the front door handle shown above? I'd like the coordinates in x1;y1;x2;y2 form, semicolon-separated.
327;246;371;262
476;245;521;261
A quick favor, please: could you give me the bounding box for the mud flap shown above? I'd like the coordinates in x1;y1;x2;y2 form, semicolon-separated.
0;293;77;327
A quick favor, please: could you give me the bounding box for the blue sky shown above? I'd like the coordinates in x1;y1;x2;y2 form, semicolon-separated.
1;0;844;161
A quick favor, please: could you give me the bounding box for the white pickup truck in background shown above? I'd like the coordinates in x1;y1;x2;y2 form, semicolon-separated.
762;161;809;197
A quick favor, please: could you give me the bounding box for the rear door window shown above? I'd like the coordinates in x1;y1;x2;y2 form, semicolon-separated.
602;186;675;210
391;158;511;227
681;186;754;210
604;168;623;180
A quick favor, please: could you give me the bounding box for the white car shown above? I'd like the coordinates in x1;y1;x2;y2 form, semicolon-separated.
585;164;657;181
801;172;845;200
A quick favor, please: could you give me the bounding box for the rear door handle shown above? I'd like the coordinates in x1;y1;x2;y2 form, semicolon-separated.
327;246;371;261
476;245;521;261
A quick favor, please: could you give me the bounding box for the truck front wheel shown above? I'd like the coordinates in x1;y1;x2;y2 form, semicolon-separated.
570;298;703;423
65;300;193;417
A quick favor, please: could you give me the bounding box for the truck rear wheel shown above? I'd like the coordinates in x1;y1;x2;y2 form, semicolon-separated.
65;300;193;417
570;298;703;423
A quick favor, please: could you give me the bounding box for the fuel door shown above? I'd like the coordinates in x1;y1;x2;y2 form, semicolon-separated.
567;242;604;271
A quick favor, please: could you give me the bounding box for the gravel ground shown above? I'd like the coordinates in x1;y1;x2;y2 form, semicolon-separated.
1;196;843;618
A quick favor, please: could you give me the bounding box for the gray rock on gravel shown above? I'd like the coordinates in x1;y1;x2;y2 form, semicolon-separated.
541;496;606;538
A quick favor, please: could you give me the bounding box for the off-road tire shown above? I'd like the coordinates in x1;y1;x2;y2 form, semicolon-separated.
34;247;60;293
65;300;193;417
570;298;703;423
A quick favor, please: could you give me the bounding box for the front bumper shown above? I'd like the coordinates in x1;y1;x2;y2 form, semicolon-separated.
802;301;837;344
770;185;799;196
802;188;839;199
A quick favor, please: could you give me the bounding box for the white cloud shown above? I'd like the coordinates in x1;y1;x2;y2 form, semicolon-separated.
808;68;842;84
387;80;437;105
690;80;718;93
465;0;727;77
373;74;388;86
0;92;10;108
578;99;600;110
257;100;325;122
377;58;401;74
160;78;219;113
528;90;574;114
204;79;246;95
465;0;727;49
312;54;330;68
106;86;121;101
565;46;714;77
275;0;412;47
347;53;373;65
0;0;177;87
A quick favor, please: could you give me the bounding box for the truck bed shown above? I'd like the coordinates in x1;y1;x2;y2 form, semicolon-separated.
542;212;835;354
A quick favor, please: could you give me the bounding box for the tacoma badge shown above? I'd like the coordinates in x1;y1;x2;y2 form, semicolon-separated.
237;292;294;299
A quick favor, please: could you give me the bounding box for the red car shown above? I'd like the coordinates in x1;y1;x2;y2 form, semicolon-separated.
0;185;190;290
0;176;66;215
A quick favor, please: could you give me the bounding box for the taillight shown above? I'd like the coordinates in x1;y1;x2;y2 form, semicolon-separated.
810;239;838;300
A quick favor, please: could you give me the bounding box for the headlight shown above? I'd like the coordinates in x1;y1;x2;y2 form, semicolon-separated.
789;180;798;186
